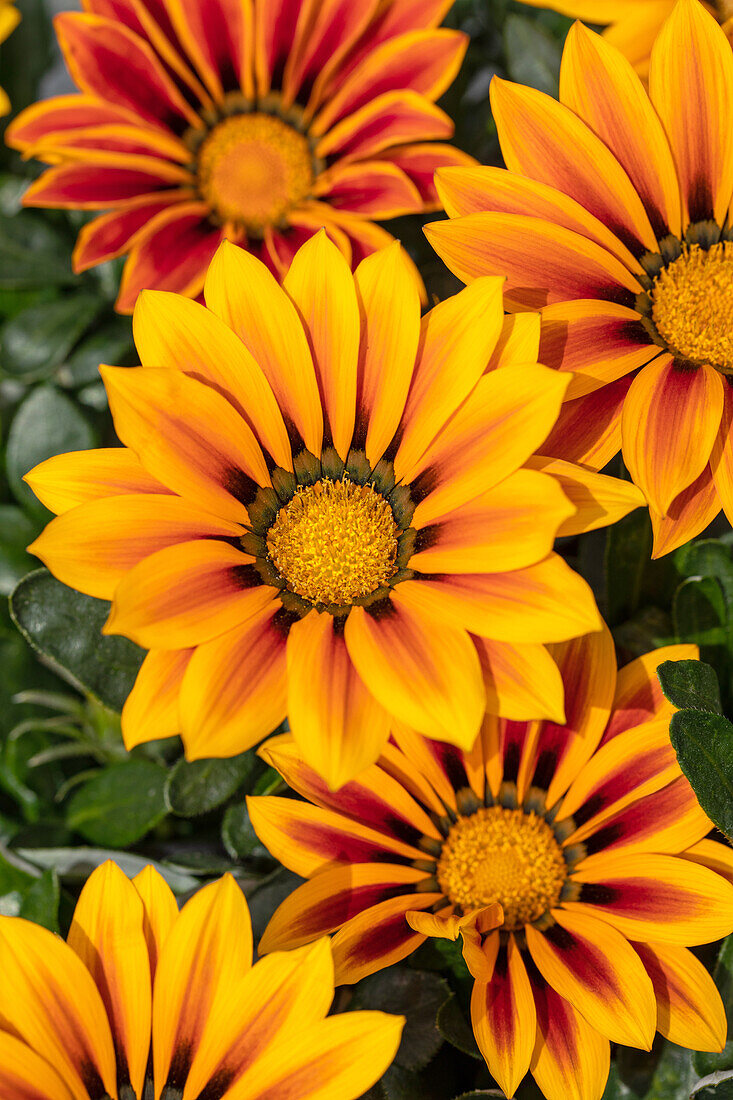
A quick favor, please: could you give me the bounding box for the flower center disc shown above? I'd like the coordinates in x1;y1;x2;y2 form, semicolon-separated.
266;478;400;607
437;806;567;929
197;112;314;232
651;242;733;373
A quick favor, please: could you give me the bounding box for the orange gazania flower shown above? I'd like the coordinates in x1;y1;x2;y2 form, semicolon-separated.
24;235;643;788
0;860;404;1100
249;630;733;1100
517;0;733;78
6;0;472;312
0;0;20;115
427;0;733;557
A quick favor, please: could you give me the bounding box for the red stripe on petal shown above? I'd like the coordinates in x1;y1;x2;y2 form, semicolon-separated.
331;892;442;984
542;373;633;469
73;193;190;270
471;939;536;1099
24;164;182;209
603;644;699;743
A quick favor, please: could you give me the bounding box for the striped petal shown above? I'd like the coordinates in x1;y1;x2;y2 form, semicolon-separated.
315;160;422;218
104;539;278;649
24;447;169;515
287;612;392;789
153;875;253;1092
529;968;610;1100
100;365;269;521
604;643;699;742
7;94;153;147
122;647;191;749
73;193;191;271
259;863;429;953
316;91;453;161
635;941;727;1052
569;852;733;944
164;0;250;103
28;493;244;600
0;1032;74;1100
476;638;566;724
204;240;323;456
683;838;733;885
344;594;485;749
23;162;183;210
622;356;724;516
331;892;443;985
541;374;632;470
132;864;178;980
525;909;656;1048
377;142;476;205
650;467;724;556
527;457;645;537
470;938;536;1099
179;605;287;759
67;861;151;1099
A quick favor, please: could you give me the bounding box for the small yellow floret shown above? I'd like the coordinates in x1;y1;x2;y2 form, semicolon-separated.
197;112;313;231
266;478;399;606
437;806;566;929
651;242;733;373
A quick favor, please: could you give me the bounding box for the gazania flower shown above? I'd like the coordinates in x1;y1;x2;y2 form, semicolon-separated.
0;860;403;1100
517;0;733;78
427;0;733;557
24;235;643;787
249;630;733;1100
0;0;20;116
5;0;472;312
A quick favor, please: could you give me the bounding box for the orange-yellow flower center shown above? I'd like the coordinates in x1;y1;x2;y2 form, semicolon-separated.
266;478;399;606
651;242;733;374
197;112;314;232
437;806;567;929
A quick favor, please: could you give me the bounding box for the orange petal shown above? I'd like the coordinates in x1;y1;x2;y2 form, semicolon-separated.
316;90;453;161
526;456;645;537
0;1032;75;1100
635;941;727;1052
331;892;443;985
121;647;192;749
476;638;566;724
471;937;536;1098
24;446;169;515
604;642;699;742
314;159;422;218
541;374;632;470
132;864;178;981
651;465;722;558
529;969;610;1100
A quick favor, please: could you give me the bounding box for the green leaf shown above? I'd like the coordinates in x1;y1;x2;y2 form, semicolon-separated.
436;994;482;1059
351;968;450;1071
58;314;135;389
604;508;654;626
504;14;562;96
669;709;733;841
10;569;145;711
451;1094;504;1099
673;576;728;647
695;936;733;1076
0;210;75;289
15;846;199;893
19;868;59;932
0;504;36;595
692;1072;733;1099
66;761;168;846
645;1042;697;1100
165;752;257;817
222;802;270;862
657;659;722;714
0;0;54;130
5;385;97;518
1;294;102;381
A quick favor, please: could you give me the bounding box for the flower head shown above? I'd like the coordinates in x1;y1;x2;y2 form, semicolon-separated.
24;235;643;787
6;0;472;311
250;630;733;1100
0;860;404;1100
0;0;20;115
427;0;733;556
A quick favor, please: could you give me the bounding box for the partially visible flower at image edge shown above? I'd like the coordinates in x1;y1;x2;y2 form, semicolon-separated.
23;233;643;788
0;0;20;115
249;628;733;1100
0;860;404;1100
6;0;473;311
427;0;733;557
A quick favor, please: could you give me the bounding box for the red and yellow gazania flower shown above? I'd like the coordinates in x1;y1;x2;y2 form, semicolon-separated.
0;0;20;116
427;0;733;557
5;0;472;312
249;630;733;1100
24;235;643;787
0;860;404;1100
517;0;733;78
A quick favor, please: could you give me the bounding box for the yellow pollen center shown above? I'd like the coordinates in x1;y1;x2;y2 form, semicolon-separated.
266;478;399;607
651;242;733;373
437;806;567;930
197;112;314;232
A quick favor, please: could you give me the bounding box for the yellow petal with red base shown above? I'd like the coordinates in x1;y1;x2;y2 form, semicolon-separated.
526;457;645;537
683;838;733;885
344;595;485;749
476;637;566;724
67;860;151;1100
541;374;632;470
650;465;722;558
0;1032;74;1100
153;874;252;1093
0;916;117;1100
104;539;279;649
121;647;192;749
287;611;392;789
471;937;536;1099
622;356;724;517
314;159;422;218
528;971;610;1100
316;90;453;161
28;493;244;600
132;290;292;471
525;909;656;1048
101;365;270;522
604;642;699;742
204;240;323;456
649;0;733;225
24;446;169;514
132;864;178;981
331;892;444;985
283;230;360;460
178;605;287;759
635;941;727;1052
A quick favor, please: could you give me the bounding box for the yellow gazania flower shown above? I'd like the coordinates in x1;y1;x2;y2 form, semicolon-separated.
517;0;733;78
0;860;404;1100
0;0;20;116
249;629;733;1100
24;234;643;788
427;0;733;557
5;0;472;312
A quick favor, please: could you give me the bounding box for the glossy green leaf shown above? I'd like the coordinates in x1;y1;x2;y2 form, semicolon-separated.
18;868;59;931
0;209;75;288
1;294;102;381
57;314;135;389
692;1072;733;1099
673;576;728;648
66;760;167;846
0;504;37;595
504;14;561;96
165;752;257;817
15;845;199;893
669;709;733;840
657;659;722;714
351;968;450;1071
436;994;481;1060
695;936;733;1076
222;802;270;862
604;508;654;627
